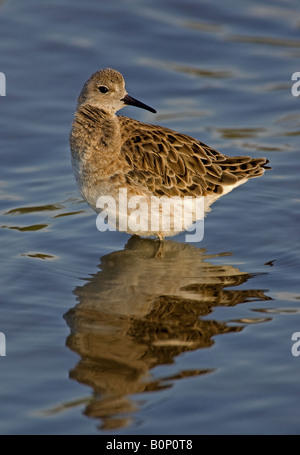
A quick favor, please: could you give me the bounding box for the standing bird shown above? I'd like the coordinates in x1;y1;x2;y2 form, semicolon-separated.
70;68;269;239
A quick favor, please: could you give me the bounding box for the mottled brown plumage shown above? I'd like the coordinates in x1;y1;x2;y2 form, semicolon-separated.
118;115;268;198
70;68;270;238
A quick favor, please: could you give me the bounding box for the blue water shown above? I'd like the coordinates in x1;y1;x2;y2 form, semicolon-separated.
1;0;300;434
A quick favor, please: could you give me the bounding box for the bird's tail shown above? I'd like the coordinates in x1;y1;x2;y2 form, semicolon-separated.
219;156;271;181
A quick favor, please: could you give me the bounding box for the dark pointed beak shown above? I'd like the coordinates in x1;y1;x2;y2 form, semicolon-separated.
122;94;156;114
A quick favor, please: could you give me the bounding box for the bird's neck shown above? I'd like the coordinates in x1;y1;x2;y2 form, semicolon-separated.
70;104;121;167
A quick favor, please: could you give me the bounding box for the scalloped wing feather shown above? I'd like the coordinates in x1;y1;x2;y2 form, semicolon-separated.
119;117;269;198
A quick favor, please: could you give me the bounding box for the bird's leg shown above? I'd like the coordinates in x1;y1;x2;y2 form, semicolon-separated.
154;233;165;259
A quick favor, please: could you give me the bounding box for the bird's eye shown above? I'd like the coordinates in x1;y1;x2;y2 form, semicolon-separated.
98;86;109;93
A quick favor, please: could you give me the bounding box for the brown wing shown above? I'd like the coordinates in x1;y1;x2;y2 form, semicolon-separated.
118;116;269;197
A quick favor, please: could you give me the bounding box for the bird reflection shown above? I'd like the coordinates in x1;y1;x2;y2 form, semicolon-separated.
64;236;270;430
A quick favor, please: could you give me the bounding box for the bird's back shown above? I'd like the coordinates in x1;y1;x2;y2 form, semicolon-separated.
118;115;270;199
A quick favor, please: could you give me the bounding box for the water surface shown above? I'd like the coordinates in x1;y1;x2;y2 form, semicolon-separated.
1;0;300;435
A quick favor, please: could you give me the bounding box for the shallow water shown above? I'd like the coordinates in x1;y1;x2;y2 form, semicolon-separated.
1;0;300;435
